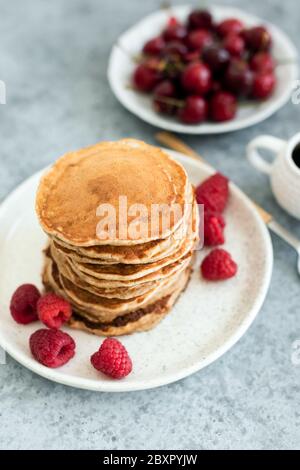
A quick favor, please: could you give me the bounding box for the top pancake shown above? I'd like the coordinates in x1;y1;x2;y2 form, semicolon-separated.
36;139;189;246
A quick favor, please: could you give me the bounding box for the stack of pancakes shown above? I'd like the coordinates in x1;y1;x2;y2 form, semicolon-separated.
36;139;198;336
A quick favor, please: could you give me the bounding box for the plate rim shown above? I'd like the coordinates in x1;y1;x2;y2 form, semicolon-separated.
0;151;273;392
108;4;298;135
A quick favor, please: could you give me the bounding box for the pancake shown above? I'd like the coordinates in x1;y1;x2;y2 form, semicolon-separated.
50;199;197;282
51;183;195;264
62;266;191;336
37;138;198;336
36;139;189;246
43;255;192;322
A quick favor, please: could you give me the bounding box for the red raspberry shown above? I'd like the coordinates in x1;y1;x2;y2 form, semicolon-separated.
204;211;225;246
201;248;238;281
37;293;72;329
30;328;76;368
196;173;229;213
10;284;40;324
91;338;132;379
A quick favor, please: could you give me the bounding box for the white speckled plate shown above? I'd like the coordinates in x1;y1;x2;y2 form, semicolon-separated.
108;4;298;134
0;150;273;392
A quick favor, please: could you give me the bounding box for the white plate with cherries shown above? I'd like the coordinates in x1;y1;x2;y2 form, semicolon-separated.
108;4;298;134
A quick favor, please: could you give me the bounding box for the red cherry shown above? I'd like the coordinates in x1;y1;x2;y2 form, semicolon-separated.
184;50;201;63
223;34;245;57
252;72;276;99
163;24;187;42
153;80;177;114
181;62;212;95
202;46;230;72
162;40;188;59
217;18;244;37
133;63;161;92
224;59;253;96
250;52;275;73
186;29;213;52
167;16;180;28
210;91;237;122
187;10;213;30
178;96;208;124
143;36;166;56
242;26;272;52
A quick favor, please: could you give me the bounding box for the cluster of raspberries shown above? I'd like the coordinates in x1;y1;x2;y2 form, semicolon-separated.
196;172;238;281
10;286;132;378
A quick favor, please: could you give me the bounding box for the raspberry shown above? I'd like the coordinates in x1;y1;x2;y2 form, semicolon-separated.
204;211;225;246
201;248;238;281
37;293;72;329
30;328;76;368
10;284;40;324
196;173;229;213
91;338;132;379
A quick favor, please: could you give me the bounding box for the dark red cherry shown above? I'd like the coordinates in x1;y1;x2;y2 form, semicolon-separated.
163;24;187;42
224;59;253;96
217;18;244;37
252;72;276;99
209;91;237;122
143;36;166;56
153;80;177;114
162;41;188;59
223;34;245;57
250;52;275;73
183;50;201;63
202;46;230;72
187;9;213;30
178;96;208;124
242;26;272;52
181;61;212;95
133;63;161;92
186;29;213;52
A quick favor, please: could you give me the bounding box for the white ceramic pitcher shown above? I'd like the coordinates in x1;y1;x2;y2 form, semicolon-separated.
247;133;300;220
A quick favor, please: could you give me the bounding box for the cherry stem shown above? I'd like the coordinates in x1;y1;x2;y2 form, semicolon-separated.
154;96;185;108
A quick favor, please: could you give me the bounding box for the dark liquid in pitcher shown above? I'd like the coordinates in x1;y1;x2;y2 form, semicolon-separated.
292;143;300;169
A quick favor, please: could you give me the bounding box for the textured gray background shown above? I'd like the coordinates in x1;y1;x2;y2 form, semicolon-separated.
0;0;300;450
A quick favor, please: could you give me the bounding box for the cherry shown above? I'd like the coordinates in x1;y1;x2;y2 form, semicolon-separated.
252;72;276;99
184;50;201;63
209;80;223;95
210;91;237;122
217;18;244;37
186;29;213;52
163;24;187;42
143;36;166;56
187;9;213;30
153;80;177;114
250;52;275;73
133;63;161;92
162;40;188;59
224;59;253;96
223;34;245;57
242;26;272;52
178;96;208;123
202;46;230;73
167;16;180;28
181;61;212;95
